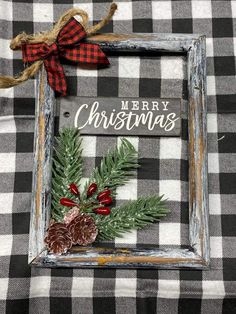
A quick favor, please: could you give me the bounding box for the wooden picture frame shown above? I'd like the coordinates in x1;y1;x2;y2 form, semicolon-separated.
28;33;209;269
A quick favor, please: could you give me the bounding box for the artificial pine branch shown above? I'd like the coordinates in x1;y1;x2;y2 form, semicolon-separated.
51;128;83;221
95;196;169;241
81;138;139;201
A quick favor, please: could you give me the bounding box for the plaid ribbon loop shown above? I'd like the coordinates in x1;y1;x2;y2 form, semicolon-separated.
22;18;109;96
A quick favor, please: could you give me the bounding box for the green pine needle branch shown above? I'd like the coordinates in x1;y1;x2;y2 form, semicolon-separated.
51;128;83;221
95;196;169;241
81;138;139;201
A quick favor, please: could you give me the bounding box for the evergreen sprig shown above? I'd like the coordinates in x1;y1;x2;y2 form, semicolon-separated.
81;138;139;201
51;128;170;237
95;196;169;241
51;128;83;221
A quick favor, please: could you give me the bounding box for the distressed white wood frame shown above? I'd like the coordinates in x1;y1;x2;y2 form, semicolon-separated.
28;33;209;269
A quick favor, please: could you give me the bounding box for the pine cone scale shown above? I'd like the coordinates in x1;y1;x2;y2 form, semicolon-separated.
44;222;72;254
67;213;98;246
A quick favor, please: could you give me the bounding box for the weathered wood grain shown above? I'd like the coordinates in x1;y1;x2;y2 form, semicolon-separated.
29;33;209;269
28;67;55;264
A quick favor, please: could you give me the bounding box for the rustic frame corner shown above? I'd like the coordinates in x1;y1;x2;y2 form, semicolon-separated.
29;33;209;269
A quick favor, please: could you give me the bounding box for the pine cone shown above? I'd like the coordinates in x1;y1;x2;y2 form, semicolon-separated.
67;214;98;246
44;222;72;254
63;206;80;225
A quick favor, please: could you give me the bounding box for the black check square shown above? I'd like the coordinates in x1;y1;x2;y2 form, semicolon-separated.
223;258;236;281
14;172;32;193
139;78;161;97
93;297;116;314
13;21;33;37
133;19;153;33
218;133;236;153
221;215;236;237
97;77;118;96
172;19;193;33
9;255;31;278
212;18;233;38
178;299;202;314
50;298;72;314
13;59;24;77
220;173;236;194
217;95;236;113
137;158;159;180
214;57;235;76
6;299;29;314
222;298;236;313
12;212;30;234
16;133;34;153
14;98;35;116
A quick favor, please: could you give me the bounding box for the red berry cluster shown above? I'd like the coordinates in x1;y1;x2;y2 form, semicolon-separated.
60;182;112;216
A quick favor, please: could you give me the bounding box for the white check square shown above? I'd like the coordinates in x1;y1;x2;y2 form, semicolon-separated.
158;280;180;298
72;277;93;297
30;276;51;297
202;281;225;299
210;237;223;258
81;136;96;157
207;76;216;96
206;38;214;57
192;1;212;19
159;180;181;201
115;229;137;244
0;153;15;173
232;1;236;18
0;117;16;133
160;138;181;159
33;4;53;22
0;1;12;21
74;3;93;21
119;57;140;78
77;67;98;77
208;153;219;173
0;88;14;99
113;3;132;20
207;113;218;133
159;223;180;245
0;235;12;256
0;39;13;59
115;278;137;297
0;193;13;214
116;179;137;200
209;194;221;215
152;1;172;20
161;57;183;79
0;278;9;300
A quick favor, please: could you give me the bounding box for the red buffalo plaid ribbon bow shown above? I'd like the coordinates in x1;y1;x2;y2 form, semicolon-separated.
22;18;109;96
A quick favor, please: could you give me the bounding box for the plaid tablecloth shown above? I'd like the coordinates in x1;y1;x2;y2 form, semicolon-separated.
0;1;236;314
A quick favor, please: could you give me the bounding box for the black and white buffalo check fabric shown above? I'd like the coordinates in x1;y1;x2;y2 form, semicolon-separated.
0;1;236;314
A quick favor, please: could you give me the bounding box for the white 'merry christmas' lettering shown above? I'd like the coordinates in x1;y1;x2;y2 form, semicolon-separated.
121;100;169;111
74;101;179;132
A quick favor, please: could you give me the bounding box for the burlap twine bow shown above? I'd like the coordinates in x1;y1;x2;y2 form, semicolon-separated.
0;3;117;96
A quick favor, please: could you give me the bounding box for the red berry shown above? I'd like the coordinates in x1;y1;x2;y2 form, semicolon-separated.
93;207;111;215
60;198;78;207
99;196;113;205
97;189;111;201
69;183;80;196
87;183;97;197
